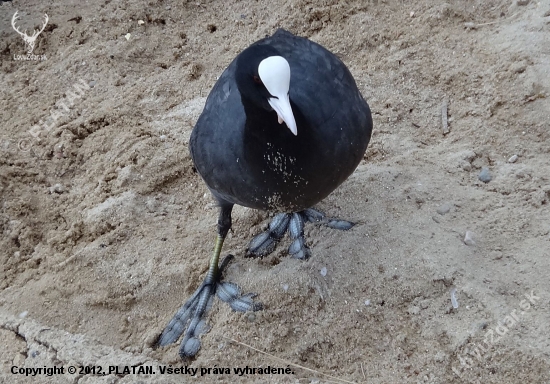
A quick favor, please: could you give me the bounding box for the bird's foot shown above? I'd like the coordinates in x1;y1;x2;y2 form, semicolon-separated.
246;208;354;259
155;255;262;358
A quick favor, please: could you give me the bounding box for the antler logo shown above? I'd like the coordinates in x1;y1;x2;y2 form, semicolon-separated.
11;11;49;54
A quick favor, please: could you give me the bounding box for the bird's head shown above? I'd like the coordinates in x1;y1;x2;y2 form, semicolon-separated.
236;46;297;136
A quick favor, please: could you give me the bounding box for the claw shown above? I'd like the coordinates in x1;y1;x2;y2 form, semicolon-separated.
288;237;305;254
228;294;263;312
290;244;310;260
181;336;201;357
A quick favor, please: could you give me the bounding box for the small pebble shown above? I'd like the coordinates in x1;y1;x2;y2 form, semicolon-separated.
282;284;289;292
478;321;489;330
464;231;476;246
408;305;420;315
364;299;371;306
437;202;452;215
434;351;447;362
450;288;459;309
88;80;97;88
49;184;65;194
146;198;159;212
19;311;28;319
326;219;354;230
478;167;492;183
508;154;518;163
320;267;327;277
509;62;527;74
461;163;472;172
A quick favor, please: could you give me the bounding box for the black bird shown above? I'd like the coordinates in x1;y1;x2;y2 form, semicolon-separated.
156;29;372;358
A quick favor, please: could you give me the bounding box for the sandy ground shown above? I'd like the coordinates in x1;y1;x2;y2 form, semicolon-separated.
1;0;550;383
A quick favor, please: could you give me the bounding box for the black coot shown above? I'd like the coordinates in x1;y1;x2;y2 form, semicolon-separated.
156;29;372;358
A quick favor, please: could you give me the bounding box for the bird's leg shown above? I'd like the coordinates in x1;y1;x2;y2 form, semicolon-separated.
247;208;354;259
156;203;262;358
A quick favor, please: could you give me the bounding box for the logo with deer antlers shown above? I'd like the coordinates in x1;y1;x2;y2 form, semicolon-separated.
11;11;49;54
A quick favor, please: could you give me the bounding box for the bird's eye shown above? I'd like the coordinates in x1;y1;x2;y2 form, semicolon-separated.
253;75;262;84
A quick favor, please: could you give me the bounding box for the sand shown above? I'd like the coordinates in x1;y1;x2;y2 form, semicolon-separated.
1;0;549;383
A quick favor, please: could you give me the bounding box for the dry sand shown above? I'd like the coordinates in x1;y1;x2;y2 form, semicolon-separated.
1;0;550;383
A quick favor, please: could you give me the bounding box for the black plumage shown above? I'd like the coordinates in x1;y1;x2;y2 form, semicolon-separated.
191;29;372;211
